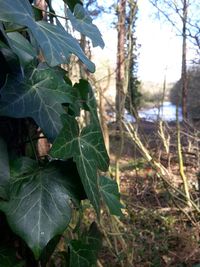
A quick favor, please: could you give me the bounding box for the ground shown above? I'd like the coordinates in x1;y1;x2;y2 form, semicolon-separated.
99;120;200;267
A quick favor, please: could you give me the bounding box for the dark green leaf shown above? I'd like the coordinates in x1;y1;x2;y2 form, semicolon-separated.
67;4;104;48
0;66;74;141
0;39;8;49
32;6;43;21
7;32;36;66
0;47;22;78
69;240;97;267
0;246;25;267
99;176;124;217
0;0;34;25
0;138;9;199
0;0;95;72
0;162;74;259
51;159;87;203
33;21;95;72
10;157;38;177
86;222;102;253
0;22;10;47
40;235;62;267
73;80;99;123
67;79;90;116
50;114;109;214
63;0;83;12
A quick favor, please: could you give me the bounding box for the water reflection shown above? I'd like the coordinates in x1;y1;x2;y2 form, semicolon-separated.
125;102;183;122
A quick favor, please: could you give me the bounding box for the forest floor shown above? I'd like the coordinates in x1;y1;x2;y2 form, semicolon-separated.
99;120;200;267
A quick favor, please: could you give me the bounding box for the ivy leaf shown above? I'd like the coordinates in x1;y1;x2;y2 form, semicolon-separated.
67;79;91;116
69;222;101;267
33;21;95;72
50;114;109;214
0;0;33;24
51;159;87;203
86;222;102;253
63;0;83;12
67;4;104;48
10;157;38;177
73;80;99;122
99;176;124;217
7;32;36;66
0;0;95;72
69;240;97;267
0;246;25;267
0;161;76;259
0;138;10;199
0;66;73;141
0;47;22;80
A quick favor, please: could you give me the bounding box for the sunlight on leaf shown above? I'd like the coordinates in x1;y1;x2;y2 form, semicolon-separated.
67;4;105;48
0;0;95;72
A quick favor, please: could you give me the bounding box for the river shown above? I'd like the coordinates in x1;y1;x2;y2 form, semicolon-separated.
124;101;183;122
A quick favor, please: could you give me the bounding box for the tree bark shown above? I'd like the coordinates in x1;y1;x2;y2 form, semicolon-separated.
115;0;126;186
35;0;50;157
181;0;188;119
115;0;126;123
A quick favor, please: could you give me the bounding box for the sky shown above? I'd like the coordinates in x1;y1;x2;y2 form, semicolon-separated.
52;0;186;84
93;0;184;83
137;0;182;83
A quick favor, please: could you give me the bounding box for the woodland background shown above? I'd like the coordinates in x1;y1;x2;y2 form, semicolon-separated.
1;0;200;266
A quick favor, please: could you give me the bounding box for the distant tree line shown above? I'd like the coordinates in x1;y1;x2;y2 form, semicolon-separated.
170;65;200;119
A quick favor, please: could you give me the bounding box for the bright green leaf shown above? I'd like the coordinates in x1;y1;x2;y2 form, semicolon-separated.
0;162;74;259
99;176;124;217
67;4;104;48
0;66;74;141
50;114;109;214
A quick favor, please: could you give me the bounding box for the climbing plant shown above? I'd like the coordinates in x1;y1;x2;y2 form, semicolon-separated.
0;0;122;266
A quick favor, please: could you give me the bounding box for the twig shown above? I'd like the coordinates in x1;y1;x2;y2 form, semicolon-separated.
123;120;200;213
176;105;192;207
33;5;69;21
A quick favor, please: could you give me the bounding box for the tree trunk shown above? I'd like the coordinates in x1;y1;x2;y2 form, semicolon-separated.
116;0;126;123
126;1;139;120
35;0;50;157
115;0;126;186
35;0;48;20
181;0;188;119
